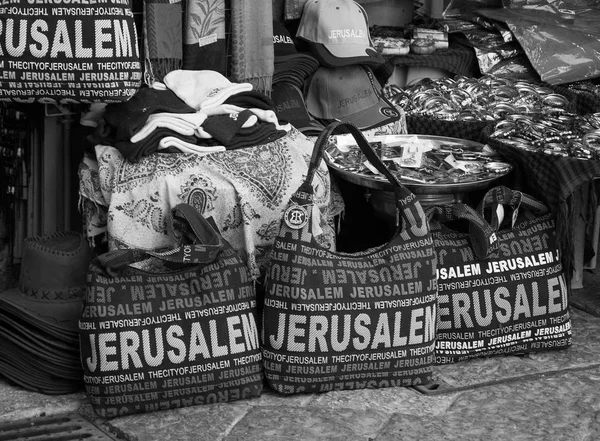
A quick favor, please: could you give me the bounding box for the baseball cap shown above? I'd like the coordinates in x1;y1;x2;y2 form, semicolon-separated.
273;20;316;63
305;64;400;131
272;83;324;136
273;21;320;90
296;0;384;67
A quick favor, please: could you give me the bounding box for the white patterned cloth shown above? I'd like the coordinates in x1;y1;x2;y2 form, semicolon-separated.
79;127;344;280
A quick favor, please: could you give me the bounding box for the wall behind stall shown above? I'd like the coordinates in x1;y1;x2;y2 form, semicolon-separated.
20;106;84;241
0;103;85;288
359;0;414;27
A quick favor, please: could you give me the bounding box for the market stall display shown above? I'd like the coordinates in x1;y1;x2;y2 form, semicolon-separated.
489;112;600;159
325;133;512;191
385;73;586;141
1;0;600;421
388;74;574;121
324;133;513;244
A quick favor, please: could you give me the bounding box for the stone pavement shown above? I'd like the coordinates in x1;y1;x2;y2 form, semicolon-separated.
2;271;600;441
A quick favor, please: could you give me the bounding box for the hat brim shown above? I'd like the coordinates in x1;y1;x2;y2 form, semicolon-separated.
296;120;326;136
309;42;384;68
0;332;82;379
333;95;401;132
272;83;326;136
0;314;80;361
0;339;83;393
0;288;83;338
0;356;82;395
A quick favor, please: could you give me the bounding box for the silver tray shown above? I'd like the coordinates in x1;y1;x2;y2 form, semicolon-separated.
324;134;513;194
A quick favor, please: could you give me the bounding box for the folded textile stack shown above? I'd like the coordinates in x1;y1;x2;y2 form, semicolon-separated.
0;232;93;394
90;71;289;163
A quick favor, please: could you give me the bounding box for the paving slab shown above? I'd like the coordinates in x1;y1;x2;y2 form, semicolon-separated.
376;366;600;441
224;406;391;441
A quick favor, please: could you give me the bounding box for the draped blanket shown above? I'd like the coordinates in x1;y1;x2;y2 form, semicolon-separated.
79;128;344;281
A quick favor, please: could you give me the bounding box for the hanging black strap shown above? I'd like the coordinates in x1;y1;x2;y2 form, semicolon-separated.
97;203;225;275
427;203;499;259
299;121;415;220
478;185;549;230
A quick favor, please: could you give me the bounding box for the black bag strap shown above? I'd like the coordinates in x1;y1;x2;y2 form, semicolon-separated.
97;203;225;275
427;203;499;259
478;186;549;230
298;121;416;224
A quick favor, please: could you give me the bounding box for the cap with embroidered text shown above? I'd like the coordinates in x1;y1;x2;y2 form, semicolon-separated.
296;0;384;67
272;83;324;136
306;64;400;131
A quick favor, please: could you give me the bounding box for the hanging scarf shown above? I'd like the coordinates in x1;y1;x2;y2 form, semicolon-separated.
230;1;274;94
183;0;228;75
284;0;309;20
143;0;183;86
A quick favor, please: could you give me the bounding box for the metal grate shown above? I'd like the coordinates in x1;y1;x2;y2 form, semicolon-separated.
0;412;116;441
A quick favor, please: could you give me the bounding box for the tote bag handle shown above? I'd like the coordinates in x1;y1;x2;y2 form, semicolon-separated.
97;203;225;275
427;203;499;259
298;121;417;225
478;186;549;231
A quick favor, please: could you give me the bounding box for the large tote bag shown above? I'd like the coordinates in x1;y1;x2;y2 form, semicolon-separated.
79;204;263;418
0;0;142;103
432;186;572;364
262;121;438;395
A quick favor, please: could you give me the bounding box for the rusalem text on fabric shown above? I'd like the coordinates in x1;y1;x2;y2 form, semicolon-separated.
0;17;139;59
273;34;293;44
0;6;126;15
4;60;139;71
266;307;436;353
4;0;130;4
437;275;569;330
328;29;364;40
82;312;260;373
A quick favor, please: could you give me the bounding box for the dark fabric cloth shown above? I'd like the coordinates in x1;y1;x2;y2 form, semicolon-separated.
224;91;276;111
144;0;183;84
104;88;196;142
225;122;287;150
195;120;287;150
202;110;257;145
115;127;197;163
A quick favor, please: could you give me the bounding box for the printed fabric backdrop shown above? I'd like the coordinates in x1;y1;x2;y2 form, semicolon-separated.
79;128;344;281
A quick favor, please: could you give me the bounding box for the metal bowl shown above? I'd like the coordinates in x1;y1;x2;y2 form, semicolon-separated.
324;134;513;194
